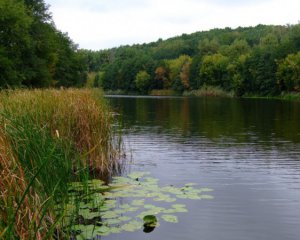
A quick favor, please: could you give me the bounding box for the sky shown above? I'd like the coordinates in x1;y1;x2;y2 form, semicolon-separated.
46;0;300;50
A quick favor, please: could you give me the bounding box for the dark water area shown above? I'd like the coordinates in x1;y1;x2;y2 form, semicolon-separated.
106;96;300;240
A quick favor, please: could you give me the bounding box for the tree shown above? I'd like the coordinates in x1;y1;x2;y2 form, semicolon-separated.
199;53;230;89
0;0;87;88
198;38;219;56
166;55;192;91
277;51;300;91
244;47;279;95
94;71;105;88
24;0;51;22
154;66;169;89
135;71;151;93
0;0;32;87
223;39;250;59
226;54;249;96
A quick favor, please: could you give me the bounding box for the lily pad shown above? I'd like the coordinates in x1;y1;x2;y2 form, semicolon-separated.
97;225;110;233
60;171;214;238
132;199;145;206
102;211;119;219
128;171;150;179
122;220;142;232
161;214;178;223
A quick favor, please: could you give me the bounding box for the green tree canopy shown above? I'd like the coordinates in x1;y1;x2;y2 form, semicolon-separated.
277;51;300;91
135;70;151;93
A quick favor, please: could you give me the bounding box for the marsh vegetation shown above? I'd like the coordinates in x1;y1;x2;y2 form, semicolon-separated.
0;89;122;239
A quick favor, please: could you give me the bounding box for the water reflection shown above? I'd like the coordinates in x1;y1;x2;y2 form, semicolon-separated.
106;96;300;240
109;96;300;143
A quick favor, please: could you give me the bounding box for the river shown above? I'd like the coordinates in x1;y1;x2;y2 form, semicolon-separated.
105;96;300;240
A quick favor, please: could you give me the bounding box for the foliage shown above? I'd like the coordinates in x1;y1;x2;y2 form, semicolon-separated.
0;89;122;239
166;55;192;91
0;0;87;88
199;53;230;89
277;51;300;91
86;24;300;96
135;70;151;93
184;85;233;97
59;172;213;239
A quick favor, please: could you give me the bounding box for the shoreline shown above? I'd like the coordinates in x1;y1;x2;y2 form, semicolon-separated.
104;90;300;101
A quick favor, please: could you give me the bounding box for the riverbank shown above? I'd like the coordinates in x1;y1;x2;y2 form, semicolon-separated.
104;86;233;98
0;89;122;239
104;87;300;101
243;92;300;101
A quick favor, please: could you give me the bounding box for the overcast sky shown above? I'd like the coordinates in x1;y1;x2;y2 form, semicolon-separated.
46;0;300;50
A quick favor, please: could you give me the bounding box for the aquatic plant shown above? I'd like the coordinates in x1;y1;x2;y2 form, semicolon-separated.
183;85;234;97
0;89;121;173
61;172;214;239
0;89;122;239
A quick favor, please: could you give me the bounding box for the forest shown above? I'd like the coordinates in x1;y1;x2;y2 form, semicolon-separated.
1;1;300;97
0;0;87;88
83;24;300;96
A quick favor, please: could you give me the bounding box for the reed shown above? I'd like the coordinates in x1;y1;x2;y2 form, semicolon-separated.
183;86;234;98
0;89;122;239
149;89;178;96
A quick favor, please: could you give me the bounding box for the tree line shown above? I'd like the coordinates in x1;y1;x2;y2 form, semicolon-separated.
82;24;300;96
0;0;87;88
1;1;300;95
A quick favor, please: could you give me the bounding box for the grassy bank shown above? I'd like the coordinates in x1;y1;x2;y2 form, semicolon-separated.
104;86;300;101
0;89;122;239
243;92;300;101
104;87;232;98
183;86;234;98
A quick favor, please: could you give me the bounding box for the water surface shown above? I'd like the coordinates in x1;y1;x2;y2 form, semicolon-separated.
106;96;300;240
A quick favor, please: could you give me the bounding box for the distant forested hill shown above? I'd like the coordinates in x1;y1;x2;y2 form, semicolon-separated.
82;24;300;96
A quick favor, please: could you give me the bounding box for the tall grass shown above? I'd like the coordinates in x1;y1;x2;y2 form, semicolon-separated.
0;129;55;239
183;86;234;98
0;89;122;239
149;89;179;96
243;92;300;101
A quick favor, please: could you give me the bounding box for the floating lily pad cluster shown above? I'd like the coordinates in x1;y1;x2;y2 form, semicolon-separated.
59;172;213;239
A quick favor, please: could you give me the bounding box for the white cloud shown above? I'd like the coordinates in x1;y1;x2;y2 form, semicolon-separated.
47;0;300;50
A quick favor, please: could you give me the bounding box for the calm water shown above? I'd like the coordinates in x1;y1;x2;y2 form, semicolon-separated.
106;96;300;240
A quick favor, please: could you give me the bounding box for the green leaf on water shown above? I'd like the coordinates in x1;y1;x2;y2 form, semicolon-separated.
109;227;122;234
144;177;159;184
113;209;128;215
144;204;156;209
127;207;139;212
105;218;122;225
120;204;131;209
97;225;110;233
132;199;145;206
121;220;142;232
62;171;214;238
128;171;150;179
118;216;132;222
102;211;119;219
199;188;214;192
200;194;214;200
172;204;186;209
162;208;179;214
185;183;197;187
161;214;178;223
112;177;132;184
186;194;201;200
75;225;98;238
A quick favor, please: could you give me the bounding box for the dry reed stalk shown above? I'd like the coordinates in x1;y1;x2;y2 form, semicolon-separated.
0;129;53;239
